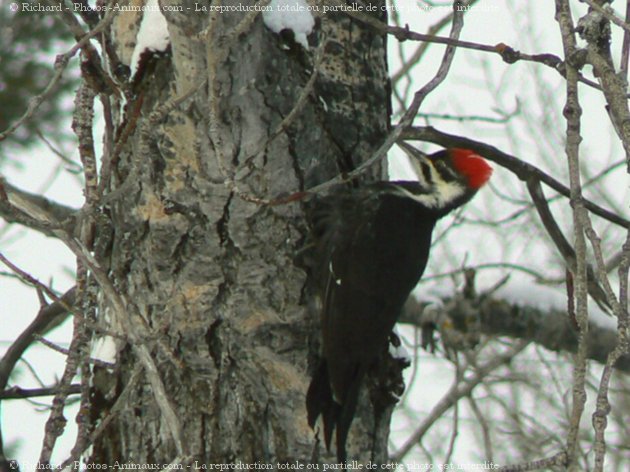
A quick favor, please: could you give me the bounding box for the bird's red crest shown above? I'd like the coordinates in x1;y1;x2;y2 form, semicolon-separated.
450;148;493;189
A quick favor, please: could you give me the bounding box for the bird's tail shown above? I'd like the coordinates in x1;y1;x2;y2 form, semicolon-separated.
306;360;366;463
306;360;338;450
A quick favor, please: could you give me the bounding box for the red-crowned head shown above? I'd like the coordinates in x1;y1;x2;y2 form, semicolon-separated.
449;148;493;189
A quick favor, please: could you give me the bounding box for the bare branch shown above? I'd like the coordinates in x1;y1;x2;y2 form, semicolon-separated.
391;1;478;85
38;321;87;463
0;7;118;143
34;335;114;370
391;341;530;462
0;180;76;237
399;293;630;373
526;179;611;312
399;126;630;229
0;286;76;398
1;386;81;400
1;202;187;457
340;0;613;94
499;451;568;471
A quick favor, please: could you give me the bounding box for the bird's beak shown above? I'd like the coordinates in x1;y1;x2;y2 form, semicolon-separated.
397;141;431;180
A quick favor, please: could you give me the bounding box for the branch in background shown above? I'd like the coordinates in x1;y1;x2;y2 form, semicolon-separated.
0;7;118;143
38;291;89;465
578;1;630;167
399;126;630;229
390;0;480;112
340;0;615;95
0;283;75;466
35;130;82;173
0;287;76;396
34;335;114;370
416;111;516;124
399;293;630;374
526;179;611;313
391;340;530;462
391;0;478;85
498;451;568;472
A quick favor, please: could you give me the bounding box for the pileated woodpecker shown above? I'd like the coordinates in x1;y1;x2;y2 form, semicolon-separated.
305;144;492;462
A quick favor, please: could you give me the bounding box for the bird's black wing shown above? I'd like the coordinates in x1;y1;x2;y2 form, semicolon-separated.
306;184;437;462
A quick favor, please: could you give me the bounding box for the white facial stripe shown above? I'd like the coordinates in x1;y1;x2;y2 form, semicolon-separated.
392;161;466;208
392;184;463;208
431;175;466;207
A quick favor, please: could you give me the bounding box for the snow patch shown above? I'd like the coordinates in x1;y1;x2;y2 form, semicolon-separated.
130;0;171;75
263;0;315;49
91;335;118;366
389;326;411;361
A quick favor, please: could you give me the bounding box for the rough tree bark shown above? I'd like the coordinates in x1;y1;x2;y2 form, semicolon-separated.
89;1;391;466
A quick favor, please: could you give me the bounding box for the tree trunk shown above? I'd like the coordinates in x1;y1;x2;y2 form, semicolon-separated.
90;1;391;466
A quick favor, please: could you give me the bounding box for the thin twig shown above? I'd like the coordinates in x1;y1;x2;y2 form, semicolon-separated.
586;47;630;167
498;451;568;471
555;1;589;468
67;263;93;466
35;130;82;173
391;341;529;462
391;2;477;85
0;283;76;460
340;0;612;94
443;358;460;465
526;179;611;312
33;335;114;369
579;217;628;469
416;111;515;124
0;8;118;142
38;283;90;464
467;396;493;462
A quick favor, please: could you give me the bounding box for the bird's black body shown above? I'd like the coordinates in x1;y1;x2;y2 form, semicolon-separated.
305;147;493;462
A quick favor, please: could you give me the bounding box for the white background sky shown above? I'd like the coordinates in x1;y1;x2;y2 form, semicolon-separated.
1;0;628;469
